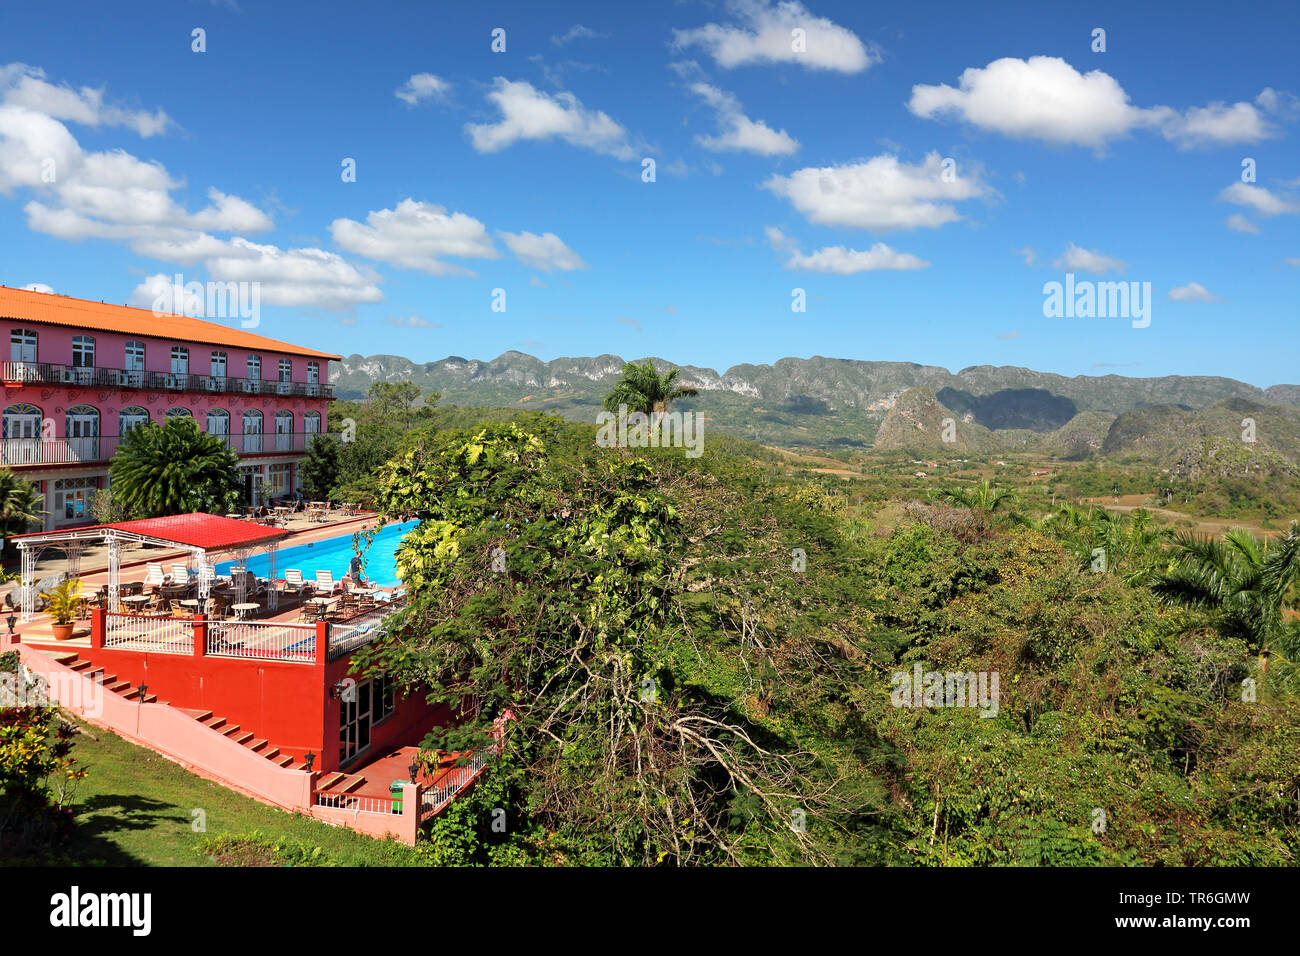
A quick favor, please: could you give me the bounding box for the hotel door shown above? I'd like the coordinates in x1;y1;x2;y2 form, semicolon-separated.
339;680;373;765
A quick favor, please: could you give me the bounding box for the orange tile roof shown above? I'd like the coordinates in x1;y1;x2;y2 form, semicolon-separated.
0;286;342;361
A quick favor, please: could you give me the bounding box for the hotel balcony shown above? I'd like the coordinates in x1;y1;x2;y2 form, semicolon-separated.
1;360;335;399
0;431;338;467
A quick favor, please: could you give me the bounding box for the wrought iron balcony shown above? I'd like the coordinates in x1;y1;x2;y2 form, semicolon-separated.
1;361;334;399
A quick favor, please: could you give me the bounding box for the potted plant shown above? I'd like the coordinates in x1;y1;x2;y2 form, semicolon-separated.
41;579;82;641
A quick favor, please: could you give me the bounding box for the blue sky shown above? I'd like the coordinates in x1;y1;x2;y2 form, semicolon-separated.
0;0;1297;385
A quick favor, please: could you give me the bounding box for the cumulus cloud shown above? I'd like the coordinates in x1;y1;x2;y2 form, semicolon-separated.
688;82;798;155
1052;242;1127;274
783;242;928;273
1226;213;1260;233
1219;182;1300;217
764;152;988;232
908;56;1291;150
551;25;605;45
0;69;385;310
499;230;588;271
395;73;451;106
1168;282;1222;303
765;225;927;272
0;63;171;137
465;78;633;158
331;199;498;276
673;0;878;73
131;239;383;310
21;282;53;293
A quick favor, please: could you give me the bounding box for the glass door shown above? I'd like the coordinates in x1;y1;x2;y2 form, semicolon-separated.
339;680;373;765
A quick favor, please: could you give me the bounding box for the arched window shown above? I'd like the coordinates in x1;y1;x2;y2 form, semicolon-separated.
206;409;230;434
2;403;42;465
274;410;293;451
206;409;230;450
243;408;263;453
65;405;99;462
166;407;192;419
119;406;149;434
304;411;321;434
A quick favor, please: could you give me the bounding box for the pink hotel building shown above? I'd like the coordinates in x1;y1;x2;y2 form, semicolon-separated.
0;287;340;531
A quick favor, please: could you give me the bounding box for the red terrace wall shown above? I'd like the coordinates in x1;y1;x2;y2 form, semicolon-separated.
86;644;330;764
84;611;448;774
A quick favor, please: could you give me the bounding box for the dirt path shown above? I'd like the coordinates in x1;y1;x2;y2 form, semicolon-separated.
1084;496;1279;538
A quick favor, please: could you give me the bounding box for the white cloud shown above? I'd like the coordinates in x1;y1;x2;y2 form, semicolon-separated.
909;57;1153;149
617;316;642;330
908;56;1291;150
21;282;53;293
764;152;988;232
385;315;439;328
499;230;588;271
1160;99;1271;148
688;82;798;155
132;240;383;310
551;25;605;46
673;0;877;73
395;73;451;106
1169;282;1222;303
465;78;633;158
783;242;929;273
0;63;171;137
1016;246;1037;266
1226;213;1260;233
1219;182;1300;217
1052;242;1127;274
330;199;498;276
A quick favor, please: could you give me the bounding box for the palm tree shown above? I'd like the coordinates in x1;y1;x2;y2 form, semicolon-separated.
1150;523;1300;660
0;468;45;545
109;417;242;518
602;360;699;415
931;478;1023;523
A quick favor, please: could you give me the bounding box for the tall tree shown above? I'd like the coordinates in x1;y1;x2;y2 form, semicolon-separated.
602;360;699;415
299;433;341;501
109;417;241;517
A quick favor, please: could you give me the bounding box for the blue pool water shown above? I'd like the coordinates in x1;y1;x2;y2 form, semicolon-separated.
214;520;418;587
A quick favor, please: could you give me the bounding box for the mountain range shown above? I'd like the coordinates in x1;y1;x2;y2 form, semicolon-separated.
329;351;1300;454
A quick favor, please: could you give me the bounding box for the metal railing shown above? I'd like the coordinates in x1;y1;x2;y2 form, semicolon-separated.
103;611;194;654
204;620;319;663
1;431;332;466
326;600;405;661
314;791;402;815
420;752;489;818
0;361;333;399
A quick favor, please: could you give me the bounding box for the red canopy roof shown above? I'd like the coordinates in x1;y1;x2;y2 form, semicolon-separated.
13;513;289;551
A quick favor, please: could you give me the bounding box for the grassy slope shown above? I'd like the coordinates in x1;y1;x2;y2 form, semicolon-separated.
52;718;420;866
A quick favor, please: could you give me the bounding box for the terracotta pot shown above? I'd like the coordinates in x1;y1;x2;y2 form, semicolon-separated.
51;622;75;641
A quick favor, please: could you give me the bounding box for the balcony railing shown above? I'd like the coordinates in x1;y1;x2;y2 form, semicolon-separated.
0;431;333;466
0;361;333;399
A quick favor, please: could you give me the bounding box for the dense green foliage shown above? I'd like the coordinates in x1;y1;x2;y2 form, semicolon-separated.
351;409;1299;865
109;417;241;517
0;468;44;545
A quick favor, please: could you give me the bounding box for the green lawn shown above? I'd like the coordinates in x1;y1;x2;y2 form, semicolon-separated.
49;718;424;866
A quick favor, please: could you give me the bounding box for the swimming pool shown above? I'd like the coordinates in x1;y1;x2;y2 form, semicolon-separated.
214;520;419;587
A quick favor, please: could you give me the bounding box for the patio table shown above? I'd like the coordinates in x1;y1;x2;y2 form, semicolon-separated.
232;603;260;620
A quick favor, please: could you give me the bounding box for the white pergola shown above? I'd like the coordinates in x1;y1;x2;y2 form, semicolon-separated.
12;514;290;622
